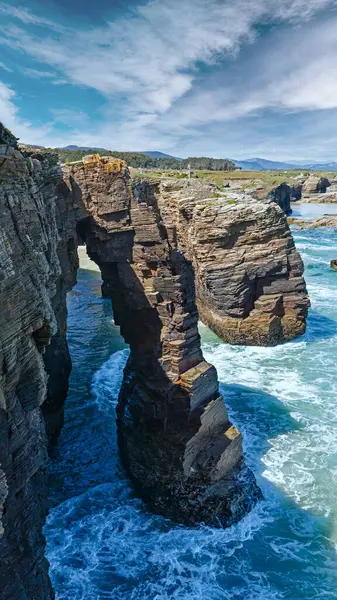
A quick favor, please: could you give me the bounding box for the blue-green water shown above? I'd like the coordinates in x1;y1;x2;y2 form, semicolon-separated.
45;225;337;599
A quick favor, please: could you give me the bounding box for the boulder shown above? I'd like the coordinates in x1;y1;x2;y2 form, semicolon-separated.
302;175;331;197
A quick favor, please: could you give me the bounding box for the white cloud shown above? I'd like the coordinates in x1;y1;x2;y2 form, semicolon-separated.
156;15;337;130
0;81;64;145
1;0;335;113
1;0;337;157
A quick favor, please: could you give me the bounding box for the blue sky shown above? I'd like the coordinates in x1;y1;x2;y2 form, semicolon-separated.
1;0;337;160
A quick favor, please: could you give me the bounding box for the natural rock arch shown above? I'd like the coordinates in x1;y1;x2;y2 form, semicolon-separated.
58;155;259;525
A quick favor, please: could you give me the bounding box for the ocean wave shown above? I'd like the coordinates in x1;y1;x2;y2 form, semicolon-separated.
45;228;337;599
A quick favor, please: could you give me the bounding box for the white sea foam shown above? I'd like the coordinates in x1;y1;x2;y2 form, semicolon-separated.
46;229;337;599
91;348;129;415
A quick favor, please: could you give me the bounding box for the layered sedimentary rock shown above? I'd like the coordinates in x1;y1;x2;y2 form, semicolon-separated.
289;215;337;230
0;132;78;599
143;178;309;345
60;156;259;525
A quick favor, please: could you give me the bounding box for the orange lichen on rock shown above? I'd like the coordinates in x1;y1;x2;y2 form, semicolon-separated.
102;156;127;173
81;154;126;173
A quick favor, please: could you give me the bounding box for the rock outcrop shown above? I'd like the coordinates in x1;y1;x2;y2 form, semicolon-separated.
295;192;337;204
248;182;292;215
289;215;337;230
268;182;292;215
302;175;331;197
143;178;309;345
290;183;302;201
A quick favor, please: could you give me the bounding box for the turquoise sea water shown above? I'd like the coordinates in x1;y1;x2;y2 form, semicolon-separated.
45;223;337;600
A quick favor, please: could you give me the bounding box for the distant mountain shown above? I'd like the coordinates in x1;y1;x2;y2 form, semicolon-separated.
303;162;337;172
29;145;337;172
61;147;182;160
234;157;301;171
62;144;106;151
140;151;182;160
234;157;337;172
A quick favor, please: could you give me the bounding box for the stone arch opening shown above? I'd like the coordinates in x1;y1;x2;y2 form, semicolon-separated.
56;156;258;525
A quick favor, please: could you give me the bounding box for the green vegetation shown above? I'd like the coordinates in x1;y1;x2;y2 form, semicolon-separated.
181;157;236;171
17;142;337;187
194;169;337;189
19;144;236;171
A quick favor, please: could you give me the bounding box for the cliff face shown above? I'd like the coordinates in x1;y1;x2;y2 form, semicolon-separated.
248;182;292;215
268;182;292;215
0;136;78;598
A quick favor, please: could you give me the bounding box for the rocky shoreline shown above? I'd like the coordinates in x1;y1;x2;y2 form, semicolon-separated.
288;215;337;230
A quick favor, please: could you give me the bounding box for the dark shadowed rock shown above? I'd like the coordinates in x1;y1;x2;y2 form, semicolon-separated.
268;182;292;215
0;129;77;600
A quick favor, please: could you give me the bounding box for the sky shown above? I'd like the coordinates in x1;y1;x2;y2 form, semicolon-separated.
1;0;337;160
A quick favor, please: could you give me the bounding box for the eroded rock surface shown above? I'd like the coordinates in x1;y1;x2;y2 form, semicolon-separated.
288;215;337;229
268;182;292;215
140;178;309;345
0;133;78;599
244;181;292;215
